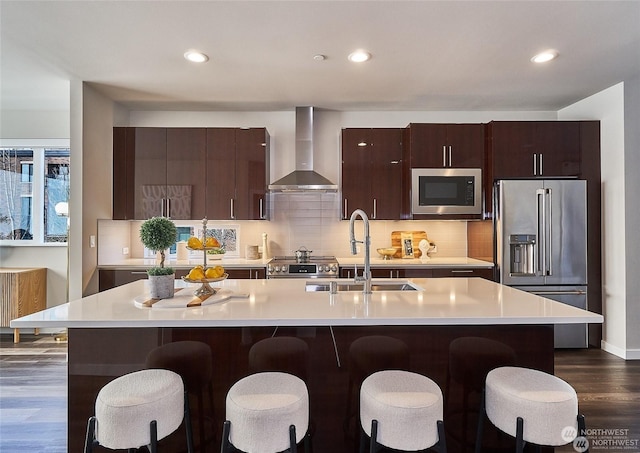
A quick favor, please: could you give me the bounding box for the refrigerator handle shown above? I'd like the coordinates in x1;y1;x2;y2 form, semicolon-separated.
536;188;546;275
546;188;553;276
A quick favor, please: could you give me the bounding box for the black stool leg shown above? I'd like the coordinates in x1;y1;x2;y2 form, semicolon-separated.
84;416;96;453
220;420;231;453
436;419;448;453
149;419;158;453
516;417;524;453
369;419;381;453
289;424;297;453
578;414;589;453
184;390;195;453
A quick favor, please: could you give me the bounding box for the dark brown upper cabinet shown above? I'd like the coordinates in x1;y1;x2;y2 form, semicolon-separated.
207;128;270;221
341;128;404;220
113;127;206;220
487;121;581;179
113;127;268;221
407;123;484;168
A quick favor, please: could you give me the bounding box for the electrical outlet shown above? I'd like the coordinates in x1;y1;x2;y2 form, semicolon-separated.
122;247;129;255
89;235;96;248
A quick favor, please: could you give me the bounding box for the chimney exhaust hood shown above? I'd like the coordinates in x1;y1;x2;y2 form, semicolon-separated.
268;106;338;192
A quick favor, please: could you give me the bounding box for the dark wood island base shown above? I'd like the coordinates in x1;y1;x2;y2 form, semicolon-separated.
68;325;554;453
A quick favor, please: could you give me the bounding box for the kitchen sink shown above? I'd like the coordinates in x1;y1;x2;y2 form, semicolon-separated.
305;280;421;292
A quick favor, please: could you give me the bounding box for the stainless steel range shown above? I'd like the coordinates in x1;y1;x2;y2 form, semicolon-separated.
267;255;339;279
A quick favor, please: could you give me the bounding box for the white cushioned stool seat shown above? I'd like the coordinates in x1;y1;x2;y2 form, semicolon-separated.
485;366;578;446
225;371;309;453
360;370;444;451
94;369;185;450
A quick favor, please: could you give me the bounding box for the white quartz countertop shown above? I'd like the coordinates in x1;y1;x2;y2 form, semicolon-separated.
11;277;602;329
98;258;268;269
99;257;493;269
337;257;493;268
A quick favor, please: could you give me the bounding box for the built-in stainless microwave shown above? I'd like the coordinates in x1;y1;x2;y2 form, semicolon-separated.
411;168;482;215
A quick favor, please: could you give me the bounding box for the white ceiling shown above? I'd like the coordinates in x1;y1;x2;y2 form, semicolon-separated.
2;0;639;112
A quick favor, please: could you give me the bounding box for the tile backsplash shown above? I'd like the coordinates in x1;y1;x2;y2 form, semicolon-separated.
98;192;476;264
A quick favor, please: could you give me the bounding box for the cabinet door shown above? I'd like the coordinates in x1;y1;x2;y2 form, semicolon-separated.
206;128;237;220
134;128;167;219
535;122;581;176
490;121;581;179
446;124;485;168
408;124;448;167
166;128;206;220
342;128;373;218
409;124;484;168
235;128;269;220
370;128;403;219
226;268;266;279
113;128;135;220
431;268;494;280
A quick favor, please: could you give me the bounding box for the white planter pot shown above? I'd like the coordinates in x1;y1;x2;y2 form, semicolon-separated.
148;273;175;299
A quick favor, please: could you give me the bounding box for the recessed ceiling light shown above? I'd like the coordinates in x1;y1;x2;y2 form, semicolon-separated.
313;54;326;61
184;49;209;63
531;49;559;63
348;50;371;63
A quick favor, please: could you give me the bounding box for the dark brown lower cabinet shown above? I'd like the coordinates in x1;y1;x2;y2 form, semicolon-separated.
67;325;554;453
340;267;493;280
99;267;265;291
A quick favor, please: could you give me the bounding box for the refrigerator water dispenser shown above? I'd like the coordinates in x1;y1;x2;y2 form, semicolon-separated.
509;234;536;276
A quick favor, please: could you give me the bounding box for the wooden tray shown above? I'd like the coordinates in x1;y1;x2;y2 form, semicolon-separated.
391;231;428;258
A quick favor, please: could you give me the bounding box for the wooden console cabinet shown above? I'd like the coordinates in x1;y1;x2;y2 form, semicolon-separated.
1;268;47;343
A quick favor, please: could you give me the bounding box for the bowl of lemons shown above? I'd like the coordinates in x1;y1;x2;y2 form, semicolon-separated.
183;265;228;297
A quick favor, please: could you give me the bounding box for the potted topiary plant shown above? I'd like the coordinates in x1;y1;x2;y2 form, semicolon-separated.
139;216;178;299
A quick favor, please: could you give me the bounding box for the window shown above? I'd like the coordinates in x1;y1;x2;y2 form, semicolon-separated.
0;147;70;243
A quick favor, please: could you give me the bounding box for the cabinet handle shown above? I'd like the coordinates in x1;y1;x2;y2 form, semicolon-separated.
230;199;235;219
166;198;171;218
130;271;148;275
451;270;474;273
259;198;264;219
442;146;447;167
343;199;348;220
448;145;452;167
533;153;537;176
539;153;543;176
372;199;377;219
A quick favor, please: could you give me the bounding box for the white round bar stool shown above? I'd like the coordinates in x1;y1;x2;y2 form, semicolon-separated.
84;369;194;453
221;371;310;453
360;370;447;453
475;366;588;453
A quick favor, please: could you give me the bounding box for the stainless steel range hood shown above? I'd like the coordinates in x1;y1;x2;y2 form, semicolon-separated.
268;106;338;192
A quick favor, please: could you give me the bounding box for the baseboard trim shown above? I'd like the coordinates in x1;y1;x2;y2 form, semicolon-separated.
601;341;640;360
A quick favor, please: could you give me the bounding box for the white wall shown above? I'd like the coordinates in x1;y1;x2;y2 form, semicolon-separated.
79;83;117;296
559;83;631;358
623;75;640;353
0;106;70;334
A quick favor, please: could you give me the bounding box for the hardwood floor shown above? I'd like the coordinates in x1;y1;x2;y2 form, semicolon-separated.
1;334;639;453
0;334;67;453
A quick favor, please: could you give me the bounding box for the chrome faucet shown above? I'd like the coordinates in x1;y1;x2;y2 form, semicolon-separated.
349;209;372;294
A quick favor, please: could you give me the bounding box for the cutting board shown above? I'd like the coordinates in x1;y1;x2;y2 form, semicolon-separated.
391;231;428;258
134;288;248;309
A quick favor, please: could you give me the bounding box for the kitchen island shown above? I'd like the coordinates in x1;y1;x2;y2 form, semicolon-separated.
12;277;602;453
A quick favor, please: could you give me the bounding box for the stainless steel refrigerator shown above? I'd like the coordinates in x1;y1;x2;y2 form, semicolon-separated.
494;179;588;348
